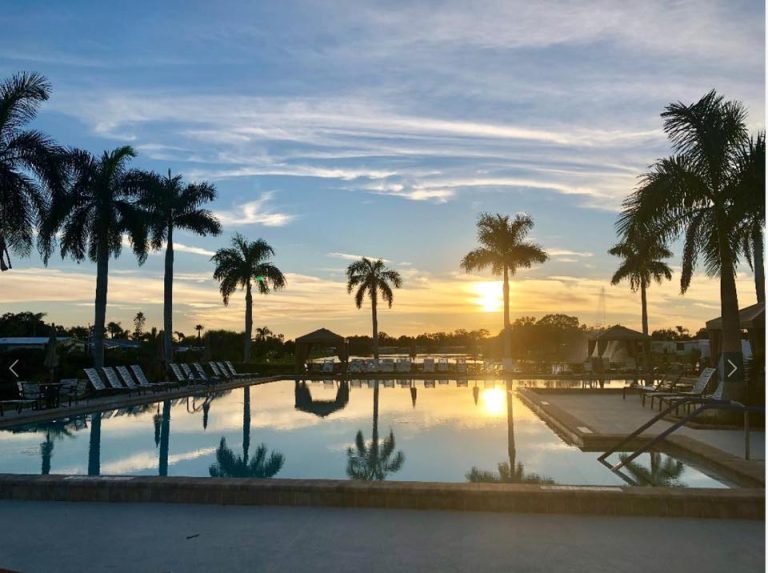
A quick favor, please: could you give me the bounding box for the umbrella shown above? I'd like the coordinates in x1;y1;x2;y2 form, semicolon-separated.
43;323;59;383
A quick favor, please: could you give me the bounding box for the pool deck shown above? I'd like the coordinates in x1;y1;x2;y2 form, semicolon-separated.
518;388;765;487
0;500;763;573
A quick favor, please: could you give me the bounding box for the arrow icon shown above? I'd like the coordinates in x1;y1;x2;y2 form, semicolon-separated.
8;359;19;378
727;359;738;378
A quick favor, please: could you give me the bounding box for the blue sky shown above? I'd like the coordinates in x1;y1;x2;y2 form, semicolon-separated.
0;0;764;338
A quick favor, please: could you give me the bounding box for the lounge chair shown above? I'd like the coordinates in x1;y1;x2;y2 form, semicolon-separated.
131;365;178;391
380;359;394;373
396;359;411;373
225;361;252;379
457;359;468;374
348;359;364;373
652;367;718;410
423;358;435;373
118;365;173;392
208;362;231;380
193;362;220;385
83;368;131;396
634;372;684;405
437;358;449;372
59;378;87;406
321;360;335;374
101;367;141;395
169;363;193;384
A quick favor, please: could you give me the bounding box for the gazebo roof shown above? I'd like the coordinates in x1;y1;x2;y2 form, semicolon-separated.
295;328;345;344
592;325;649;341
705;303;765;331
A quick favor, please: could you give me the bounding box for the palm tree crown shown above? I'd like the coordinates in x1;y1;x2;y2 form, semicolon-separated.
211;233;285;361
609;238;673;293
461;213;548;360
139;170;221;363
0;72;63;271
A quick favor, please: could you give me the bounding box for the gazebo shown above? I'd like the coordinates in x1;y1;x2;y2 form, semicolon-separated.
705;303;765;365
294;328;349;372
294;380;350;417
587;325;650;374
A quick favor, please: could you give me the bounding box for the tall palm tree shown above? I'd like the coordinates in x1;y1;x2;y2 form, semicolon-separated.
461;213;548;362
346;381;405;480
211;234;286;362
209;386;284;478
43;146;149;367
734;132;765;304
609;236;673;378
0;72;64;272
618;91;752;400
346;258;402;361
140;170;221;364
195;324;204;343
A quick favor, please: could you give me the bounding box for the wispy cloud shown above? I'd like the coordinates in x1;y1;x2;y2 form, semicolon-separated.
214;192;295;227
328;252;390;262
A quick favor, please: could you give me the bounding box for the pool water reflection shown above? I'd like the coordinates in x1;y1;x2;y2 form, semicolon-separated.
0;379;730;488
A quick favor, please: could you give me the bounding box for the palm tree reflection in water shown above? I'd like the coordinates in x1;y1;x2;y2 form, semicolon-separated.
618;452;685;487
88;412;101;476
209;386;284;478
158;400;171;476
466;382;555;485
346;381;405;481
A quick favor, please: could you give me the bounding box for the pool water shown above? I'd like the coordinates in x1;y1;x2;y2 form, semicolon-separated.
0;379;731;487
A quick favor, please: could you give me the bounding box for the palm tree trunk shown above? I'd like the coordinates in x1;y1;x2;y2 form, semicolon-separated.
88;412;101;476
163;224;174;365
244;280;253;362
640;281;650;382
752;227;765;304
158;399;171;477
502;265;511;361
719;241;744;401
372;380;379;445
371;290;379;361
93;240;109;368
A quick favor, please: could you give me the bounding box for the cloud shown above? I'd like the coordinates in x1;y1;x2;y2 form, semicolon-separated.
174;243;216;257
214;192;294;227
328;252;390;262
548;249;594;258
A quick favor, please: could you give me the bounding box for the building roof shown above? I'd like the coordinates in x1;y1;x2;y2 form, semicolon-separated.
295;328;345;344
0;337;71;346
591;325;649;341
705;303;765;331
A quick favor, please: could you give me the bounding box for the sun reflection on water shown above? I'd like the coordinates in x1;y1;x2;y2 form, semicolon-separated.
479;387;506;417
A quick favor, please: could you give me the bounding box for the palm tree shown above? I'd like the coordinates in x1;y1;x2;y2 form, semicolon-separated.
158;400;171;476
209;386;284;478
87;412;102;476
618;91;753;400
0;72;64;272
461;213;548;362
43;146;149;367
212;234;286;362
195;324;204;343
140;170;221;364
609;236;673;378
735;132;765;304
346;381;405;480
346;258;402;361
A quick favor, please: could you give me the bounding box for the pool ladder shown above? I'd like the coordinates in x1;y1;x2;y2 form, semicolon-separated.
597;396;761;478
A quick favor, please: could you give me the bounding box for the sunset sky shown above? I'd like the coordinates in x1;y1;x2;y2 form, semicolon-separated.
0;0;764;339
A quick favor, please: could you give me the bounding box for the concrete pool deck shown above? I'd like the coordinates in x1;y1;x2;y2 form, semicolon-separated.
0;500;764;573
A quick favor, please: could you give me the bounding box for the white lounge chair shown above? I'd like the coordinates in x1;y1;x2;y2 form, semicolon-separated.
380;359;394;373
423;358;435;373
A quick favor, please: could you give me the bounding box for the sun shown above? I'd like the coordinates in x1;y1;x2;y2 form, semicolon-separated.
473;281;502;312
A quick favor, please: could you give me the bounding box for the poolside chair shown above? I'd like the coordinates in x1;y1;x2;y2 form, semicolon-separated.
652;367;718;410
101;367;141;395
208;362;231;380
424;380;435;388
423;358;435;373
348;359;364;373
59;378;87;406
437;358;449;373
321;360;335;374
634;371;684;405
0;382;40;416
193;362;220;385
131;365;178;391
83;368;131;396
396;359;411;373
225;361;253;379
456;359;468;374
380;359;394;373
118;365;173;392
169;363;193;384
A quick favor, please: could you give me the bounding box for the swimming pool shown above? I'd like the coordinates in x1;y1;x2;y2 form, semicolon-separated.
0;379;732;487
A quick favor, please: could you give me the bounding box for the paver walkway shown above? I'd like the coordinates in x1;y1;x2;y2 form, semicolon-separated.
0;501;763;573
